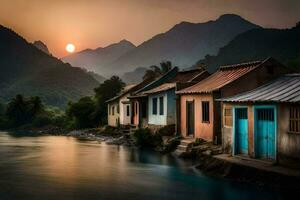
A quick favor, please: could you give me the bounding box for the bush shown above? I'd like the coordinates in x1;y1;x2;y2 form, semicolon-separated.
32;114;53;127
133;128;162;147
156;125;175;136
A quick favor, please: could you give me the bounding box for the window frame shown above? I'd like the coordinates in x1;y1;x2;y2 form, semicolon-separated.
289;106;300;134
224;107;233;127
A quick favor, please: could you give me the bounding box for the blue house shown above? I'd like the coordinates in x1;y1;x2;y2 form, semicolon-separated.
141;68;209;130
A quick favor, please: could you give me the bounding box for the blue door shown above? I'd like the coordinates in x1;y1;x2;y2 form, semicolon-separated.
235;108;248;154
255;107;276;160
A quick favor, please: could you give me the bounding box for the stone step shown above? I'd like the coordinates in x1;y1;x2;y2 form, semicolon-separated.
180;140;194;146
177;145;189;151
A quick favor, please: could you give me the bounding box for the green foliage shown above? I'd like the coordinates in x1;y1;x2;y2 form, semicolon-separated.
5;95;43;127
94;76;125;125
143;61;174;80
133;128;162;147
66;97;97;129
0;25;99;108
156;125;175;136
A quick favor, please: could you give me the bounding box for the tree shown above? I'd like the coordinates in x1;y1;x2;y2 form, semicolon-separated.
66;97;97;128
6;94;30;126
143;61;173;80
29;96;43;116
94;76;125;125
5;94;46;127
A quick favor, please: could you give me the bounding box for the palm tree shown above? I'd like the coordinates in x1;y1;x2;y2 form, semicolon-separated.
29;96;43;116
143;61;174;80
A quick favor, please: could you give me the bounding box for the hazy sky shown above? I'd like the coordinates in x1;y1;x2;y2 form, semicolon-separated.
0;0;299;57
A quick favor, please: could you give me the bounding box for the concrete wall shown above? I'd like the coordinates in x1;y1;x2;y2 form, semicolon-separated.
277;104;300;168
180;94;214;141
108;101;120;127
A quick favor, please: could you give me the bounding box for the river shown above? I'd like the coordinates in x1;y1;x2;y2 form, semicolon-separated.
0;131;293;200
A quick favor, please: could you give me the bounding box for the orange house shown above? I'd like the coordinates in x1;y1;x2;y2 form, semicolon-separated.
176;58;287;143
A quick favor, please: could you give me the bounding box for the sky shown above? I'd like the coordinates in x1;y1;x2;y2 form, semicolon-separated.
0;0;299;57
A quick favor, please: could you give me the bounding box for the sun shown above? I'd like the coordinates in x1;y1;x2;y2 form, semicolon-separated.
66;43;75;53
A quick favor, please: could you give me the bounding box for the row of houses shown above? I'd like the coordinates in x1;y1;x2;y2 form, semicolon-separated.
107;57;300;168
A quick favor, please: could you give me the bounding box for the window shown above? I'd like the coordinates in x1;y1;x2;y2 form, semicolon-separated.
152;98;157;115
159;96;164;115
108;105;111;115
117;105;119;114
202;101;210;123
224;108;232;126
289;107;300;133
126;105;130;116
112;106;115;115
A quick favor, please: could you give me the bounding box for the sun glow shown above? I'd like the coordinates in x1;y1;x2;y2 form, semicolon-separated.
66;43;75;53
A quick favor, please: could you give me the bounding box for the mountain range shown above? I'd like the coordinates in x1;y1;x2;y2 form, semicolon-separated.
196;24;300;72
62;14;261;80
62;40;136;75
0;25;100;108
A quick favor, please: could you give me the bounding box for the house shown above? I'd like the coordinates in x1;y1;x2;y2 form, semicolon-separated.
106;78;155;127
128;67;179;128
176;58;287;144
219;74;300;167
140;69;209;131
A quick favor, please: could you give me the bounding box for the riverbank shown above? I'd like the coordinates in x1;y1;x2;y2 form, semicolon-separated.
195;154;300;190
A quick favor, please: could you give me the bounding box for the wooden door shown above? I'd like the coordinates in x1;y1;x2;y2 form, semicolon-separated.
186;101;195;136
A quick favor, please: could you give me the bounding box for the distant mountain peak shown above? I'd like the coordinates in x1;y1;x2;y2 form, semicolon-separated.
33;40;50;55
218;14;244;21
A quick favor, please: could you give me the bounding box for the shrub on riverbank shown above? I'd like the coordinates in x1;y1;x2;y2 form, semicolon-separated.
133;128;162;147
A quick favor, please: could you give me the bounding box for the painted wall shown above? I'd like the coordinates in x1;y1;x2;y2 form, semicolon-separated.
277;104;300;167
108;101;120;127
180;94;214;141
148;93;168;125
148;89;176;126
119;94;131;125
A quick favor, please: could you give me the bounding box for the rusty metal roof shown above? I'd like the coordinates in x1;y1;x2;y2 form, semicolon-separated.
176;59;268;94
219;74;300;103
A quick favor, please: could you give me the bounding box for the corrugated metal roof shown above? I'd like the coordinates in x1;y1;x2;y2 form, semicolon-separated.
219;74;300;103
143;83;176;94
135;68;208;95
176;59;267;94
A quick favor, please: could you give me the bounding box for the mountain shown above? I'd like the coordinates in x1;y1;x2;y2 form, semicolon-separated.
87;71;106;83
108;14;261;76
33;40;50;55
195;25;300;72
62;40;136;76
0;25;100;108
121;67;147;84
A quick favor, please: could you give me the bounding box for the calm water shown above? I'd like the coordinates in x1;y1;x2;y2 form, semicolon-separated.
0;131;292;200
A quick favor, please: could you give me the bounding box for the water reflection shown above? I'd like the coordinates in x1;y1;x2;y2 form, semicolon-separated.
0;131;288;200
